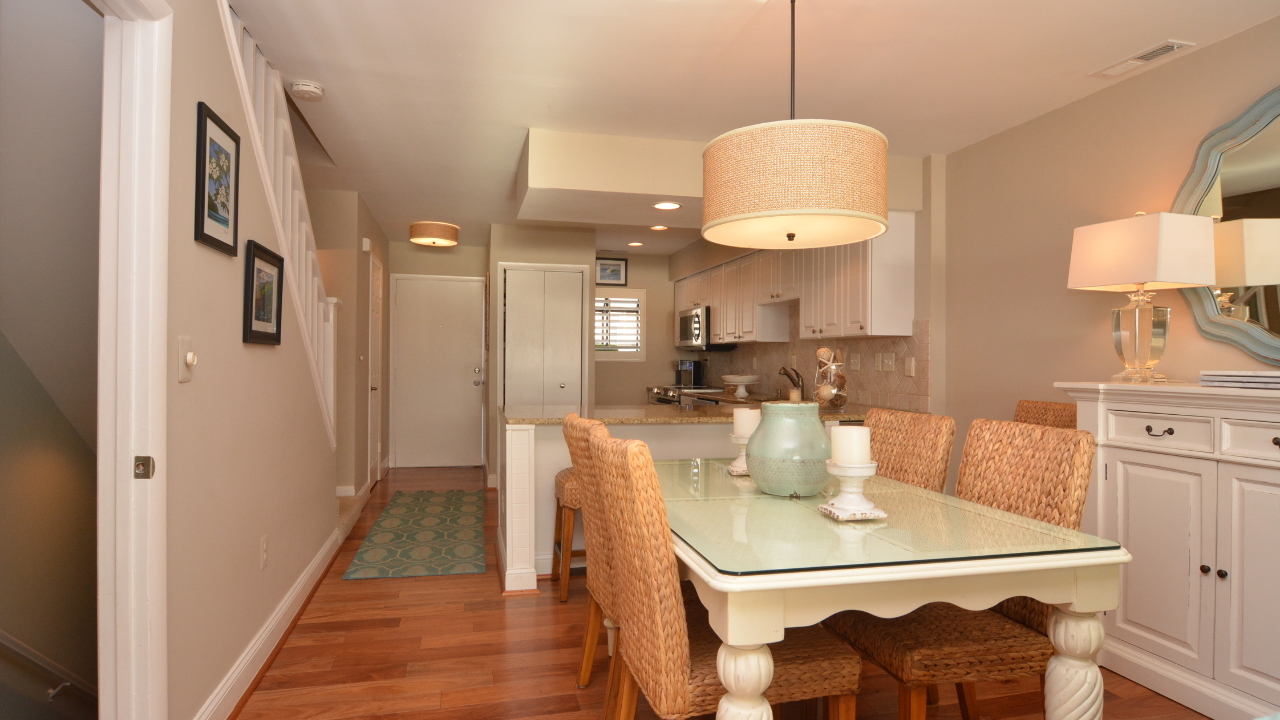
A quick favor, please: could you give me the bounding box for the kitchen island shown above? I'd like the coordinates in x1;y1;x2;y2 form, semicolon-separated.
496;403;867;592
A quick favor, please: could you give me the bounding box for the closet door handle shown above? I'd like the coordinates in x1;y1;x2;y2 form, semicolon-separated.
1145;425;1175;437
1200;565;1211;574
1217;569;1229;579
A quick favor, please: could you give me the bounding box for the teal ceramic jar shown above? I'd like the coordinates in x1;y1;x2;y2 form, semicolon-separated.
745;401;831;496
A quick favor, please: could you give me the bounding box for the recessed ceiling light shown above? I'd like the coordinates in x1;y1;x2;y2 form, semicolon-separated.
650;225;668;231
653;202;681;210
628;242;644;247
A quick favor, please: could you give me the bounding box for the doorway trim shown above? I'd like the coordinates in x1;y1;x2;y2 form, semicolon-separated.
366;254;385;490
90;0;175;718
387;274;487;468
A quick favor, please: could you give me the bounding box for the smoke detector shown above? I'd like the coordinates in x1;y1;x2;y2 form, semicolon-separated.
289;81;325;102
1092;40;1194;78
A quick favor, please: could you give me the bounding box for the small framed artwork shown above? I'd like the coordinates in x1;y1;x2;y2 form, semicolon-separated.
243;240;284;345
596;257;628;286
194;102;240;256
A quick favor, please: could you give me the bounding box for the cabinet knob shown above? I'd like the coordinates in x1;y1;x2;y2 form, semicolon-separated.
560;383;566;389
1272;437;1279;448
1217;569;1228;579
1200;565;1211;574
811;329;817;334
1144;425;1175;437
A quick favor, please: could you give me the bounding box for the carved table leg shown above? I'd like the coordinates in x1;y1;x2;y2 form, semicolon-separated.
717;643;774;720
1044;606;1106;720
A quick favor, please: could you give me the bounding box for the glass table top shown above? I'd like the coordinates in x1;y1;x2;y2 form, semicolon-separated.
655;458;1122;576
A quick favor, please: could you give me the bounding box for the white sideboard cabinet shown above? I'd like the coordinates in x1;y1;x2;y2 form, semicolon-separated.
1057;383;1280;720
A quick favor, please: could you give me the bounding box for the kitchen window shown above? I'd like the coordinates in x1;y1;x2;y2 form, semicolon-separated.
594;289;646;362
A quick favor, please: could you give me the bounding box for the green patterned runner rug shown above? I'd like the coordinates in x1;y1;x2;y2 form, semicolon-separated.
343;490;486;579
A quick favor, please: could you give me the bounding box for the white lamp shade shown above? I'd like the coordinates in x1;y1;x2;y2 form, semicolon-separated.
1214;218;1280;287
409;221;459;247
702;119;888;249
1067;212;1215;292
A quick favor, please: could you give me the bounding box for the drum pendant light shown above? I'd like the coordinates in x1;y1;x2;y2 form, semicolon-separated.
409;221;459;247
702;0;888;249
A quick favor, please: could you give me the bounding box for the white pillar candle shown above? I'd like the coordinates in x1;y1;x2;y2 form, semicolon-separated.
831;425;872;465
733;407;762;437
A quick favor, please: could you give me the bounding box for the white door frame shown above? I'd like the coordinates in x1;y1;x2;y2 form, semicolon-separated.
388;274;487;467
367;255;385;487
494;263;591;420
90;0;174;718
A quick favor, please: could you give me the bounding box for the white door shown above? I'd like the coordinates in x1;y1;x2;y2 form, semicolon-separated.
503;268;584;418
541;271;583;416
390;275;485;467
368;256;384;484
1102;448;1217;675
1214;462;1280;704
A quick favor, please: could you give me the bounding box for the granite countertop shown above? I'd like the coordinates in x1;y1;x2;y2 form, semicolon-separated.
502;403;869;426
678;389;776;405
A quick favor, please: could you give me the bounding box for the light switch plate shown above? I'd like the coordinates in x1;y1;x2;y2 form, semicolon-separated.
883;353;896;372
905;357;916;377
178;335;192;383
847;355;860;371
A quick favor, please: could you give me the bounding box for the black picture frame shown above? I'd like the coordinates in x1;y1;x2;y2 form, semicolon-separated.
194;102;241;256
243;240;284;345
596;257;628;286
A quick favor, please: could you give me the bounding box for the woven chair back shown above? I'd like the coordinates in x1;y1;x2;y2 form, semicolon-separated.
864;408;956;492
1013;400;1077;430
956;418;1095;634
590;434;691;718
563;414;614;618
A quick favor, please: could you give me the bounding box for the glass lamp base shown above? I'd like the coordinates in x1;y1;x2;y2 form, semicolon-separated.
1110;367;1169;384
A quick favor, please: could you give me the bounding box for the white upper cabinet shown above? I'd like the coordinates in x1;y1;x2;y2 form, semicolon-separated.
721;259;740;342
839;241;870;336
756;250;779;304
737;253;757;342
778;249;801;302
707;265;724;343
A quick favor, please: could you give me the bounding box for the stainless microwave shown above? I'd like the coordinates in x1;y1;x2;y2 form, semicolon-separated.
678;306;709;350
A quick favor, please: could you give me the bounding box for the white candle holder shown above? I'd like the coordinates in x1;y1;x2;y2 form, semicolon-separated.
818;460;887;521
727;434;751;475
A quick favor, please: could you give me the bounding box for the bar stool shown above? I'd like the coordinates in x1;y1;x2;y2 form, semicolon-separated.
551;447;585;602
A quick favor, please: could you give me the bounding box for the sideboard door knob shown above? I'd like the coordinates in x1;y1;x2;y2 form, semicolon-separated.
1217;569;1229;579
1200;565;1211;574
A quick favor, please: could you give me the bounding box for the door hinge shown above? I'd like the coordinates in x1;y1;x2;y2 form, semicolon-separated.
134;456;155;479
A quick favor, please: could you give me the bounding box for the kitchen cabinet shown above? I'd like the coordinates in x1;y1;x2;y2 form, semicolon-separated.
721;260;740;342
737;253;757;341
839;241;869;336
1059;382;1280;720
778;249;800;301
708;265;724;343
755;250;778;304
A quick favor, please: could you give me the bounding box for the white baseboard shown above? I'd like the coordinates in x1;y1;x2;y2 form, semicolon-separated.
192;486;373;720
487;473;497;488
1100;638;1277;720
496;525;537;592
336;485;355;497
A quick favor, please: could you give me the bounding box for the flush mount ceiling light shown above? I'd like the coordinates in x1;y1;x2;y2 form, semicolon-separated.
409;221;459;247
628;242;644;247
650;225;668;231
653;202;682;210
702;0;888;250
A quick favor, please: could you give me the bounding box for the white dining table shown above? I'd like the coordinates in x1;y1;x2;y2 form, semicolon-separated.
654;458;1132;720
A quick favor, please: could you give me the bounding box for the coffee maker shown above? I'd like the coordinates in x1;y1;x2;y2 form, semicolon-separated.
675;360;707;387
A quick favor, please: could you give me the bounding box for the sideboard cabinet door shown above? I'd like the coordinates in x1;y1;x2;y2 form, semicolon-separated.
1214;462;1280;705
1102;448;1218;676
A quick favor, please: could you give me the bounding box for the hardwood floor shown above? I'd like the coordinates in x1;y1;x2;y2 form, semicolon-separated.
237;467;1211;720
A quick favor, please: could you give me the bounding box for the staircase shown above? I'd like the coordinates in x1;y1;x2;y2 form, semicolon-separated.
218;2;338;446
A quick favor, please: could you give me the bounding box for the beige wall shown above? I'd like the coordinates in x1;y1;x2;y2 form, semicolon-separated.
165;0;339;715
390;241;489;278
945;16;1280;482
486;224;596;471
312;190;391;494
594;254;690;405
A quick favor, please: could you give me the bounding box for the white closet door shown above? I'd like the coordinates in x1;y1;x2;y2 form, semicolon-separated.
541;271;583;417
1103;447;1217;675
1214;462;1280;704
503;270;547;415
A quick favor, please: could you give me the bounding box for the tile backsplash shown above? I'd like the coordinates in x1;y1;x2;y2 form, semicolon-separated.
700;307;931;413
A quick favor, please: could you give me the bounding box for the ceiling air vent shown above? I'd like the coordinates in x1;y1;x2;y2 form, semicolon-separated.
1092;40;1194;78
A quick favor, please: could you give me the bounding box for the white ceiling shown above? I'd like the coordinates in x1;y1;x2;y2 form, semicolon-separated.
234;0;1280;249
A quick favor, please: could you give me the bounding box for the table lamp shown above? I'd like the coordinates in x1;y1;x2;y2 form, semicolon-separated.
1214;218;1280;320
1068;212;1215;383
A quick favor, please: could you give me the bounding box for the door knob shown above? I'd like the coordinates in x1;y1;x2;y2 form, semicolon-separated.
473;380;481;386
1217;569;1228;579
474;367;481;374
1200;565;1211;574
560;383;566;388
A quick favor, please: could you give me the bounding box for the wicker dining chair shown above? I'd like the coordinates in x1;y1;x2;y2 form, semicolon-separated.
1014;400;1077;430
552;418;590;602
591;435;862;720
823;418;1096;720
562;414;618;688
863;408;956;492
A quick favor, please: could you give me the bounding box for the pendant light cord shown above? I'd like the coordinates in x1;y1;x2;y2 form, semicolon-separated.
790;0;796;120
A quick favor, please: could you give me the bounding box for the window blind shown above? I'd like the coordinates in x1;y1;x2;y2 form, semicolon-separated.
594;297;642;353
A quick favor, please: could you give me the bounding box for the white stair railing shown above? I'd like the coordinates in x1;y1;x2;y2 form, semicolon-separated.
217;2;338;446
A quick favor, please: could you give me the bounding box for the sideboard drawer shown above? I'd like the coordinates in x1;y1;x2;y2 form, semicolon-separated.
1220;418;1280;462
1106;410;1213;452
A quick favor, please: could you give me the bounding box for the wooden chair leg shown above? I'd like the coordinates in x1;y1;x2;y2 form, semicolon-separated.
550;499;564;582
602;649;623;720
898;684;927;720
956;682;979;720
826;694;857;720
577;594;603;688
557;506;575;602
614;658;639;720
926;685;939;705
